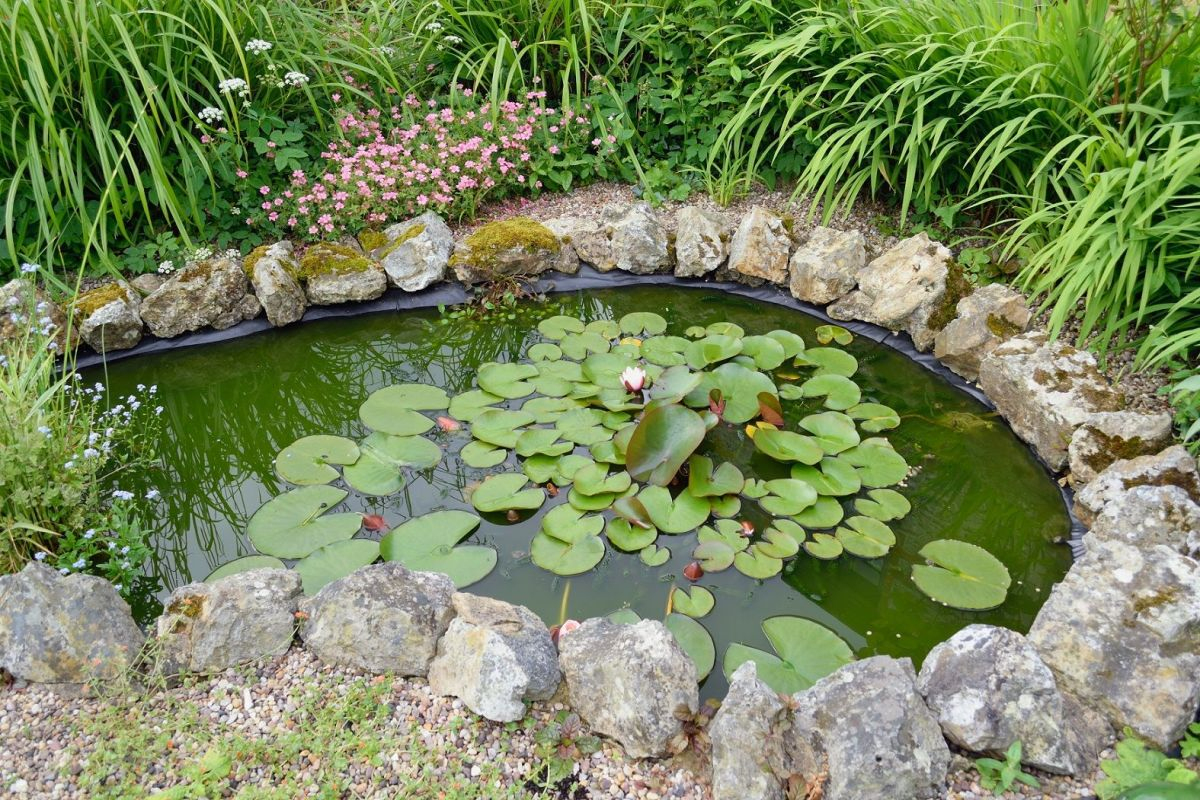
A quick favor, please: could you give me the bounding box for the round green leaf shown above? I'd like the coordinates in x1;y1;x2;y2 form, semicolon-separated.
665;613;715;680
759;478;819;516
803;533;844;560
381;510;496;588
709;494;742;518
765;330;806;359
361;383;449;416
855;488;912;521
528;342;562;361
800;374;862;411
625;403;707;486
606;517;658;552
722;616;854;694
641;336;690;367
734;546;783;579
541;504;605;543
848;403;901;432
815;324;853;345
573;463;632;497
478;362;539;399
706;321;744;337
792;496;845;528
515;428;573;458
522;396;583;424
835;516;896;558
559;331;610;359
841;439;909;487
638;486;711;534
639;543;670;566
471;409;536;449
537;315;585;339
586;318;620;339
912;539;1012;610
343;432;442;496
687;455;744;497
295;539;380;596
247;486;362;559
757;526;801;559
671;586;715;618
461;440;508;468
752;428;823;465
204;555;286;583
275;435;360;485
796;347;858;377
555;408;611;446
687;363;777;424
619;312;667;336
685;335;743;369
471;473;545;512
798;411;861;455
790;457;862;496
531;532;604;575
740;335;787;370
448;390;502;422
692;540;735;572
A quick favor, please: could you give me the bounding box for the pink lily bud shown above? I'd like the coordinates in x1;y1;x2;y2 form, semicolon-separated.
620;366;646;393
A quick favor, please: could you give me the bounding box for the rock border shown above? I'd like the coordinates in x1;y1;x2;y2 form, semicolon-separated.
4;202;1197;800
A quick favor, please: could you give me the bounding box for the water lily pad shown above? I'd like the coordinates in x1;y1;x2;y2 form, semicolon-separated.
248;486;362;559
796;347;858;377
567;484;635;512
765;329;805;359
586;319;620;339
688;363;777;424
723;616;854;694
740;335;788;370
641;336;690;367
792;496;845;528
697;519;751;551
800;374;861;410
379;510;496;587
815;324;853;345
540;504;605;543
360;400;436;436
582;353;636;388
671;586;715;618
461;440;508;468
759;479;819;516
686;335;743;369
204;555;286;583
692;540;735;571
559;331;610;359
515;428;573;458
769;518;806;546
665;613;715;680
523;393;584;426
646;365;702;402
275;435;360;485
556;408;611;446
606;517;658;551
471;473;545;512
295;539;380;595
709;495;742;517
841;439;909;487
855;488;911;521
734;546;783;579
835;516;896;558
573;463;632;496
639;544;670;566
537;315;585;339
619;312;667;336
798;411;861;454
756;527;801;559
688;455;744;497
478;362;539;399
790;457;862;496
625;403;707;486
343;432;442;495
752;427;823;465
528;342;562;361
449;390;503;422
912;539;1011;610
684;325;706;338
706;321;744;337
803;533;843;560
848;402;901;432
361;383;449;419
530;530;604;575
638;486;711;534
471;408;536;448
741;478;769;499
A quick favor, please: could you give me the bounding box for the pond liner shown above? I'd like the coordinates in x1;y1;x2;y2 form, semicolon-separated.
75;265;1087;557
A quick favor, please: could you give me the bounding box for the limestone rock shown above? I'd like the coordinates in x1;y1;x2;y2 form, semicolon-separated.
140;257;253;338
788;226;867;305
727;206;791;284
298;242;387;305
556;618;697;758
76;281;142;353
783;656;950;800
373;212;453;292
156;569;301;673
0;563;143;684
674;207;731;278
0;279;69;352
1067;411;1175;488
917;625;1102;774
210;293;261;330
978;332;1123;471
827;233;951;351
1085;485;1200;558
1027;540;1200;749
129;274;165;296
427;593;559;722
1074;445;1200;526
450;217;563;284
299;562;454;675
710;661;785;800
602;202;669;275
543;215;609;272
932;284;1031;381
248;242;305;327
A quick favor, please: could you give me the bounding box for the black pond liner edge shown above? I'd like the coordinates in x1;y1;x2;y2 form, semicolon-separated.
75;265;1087;557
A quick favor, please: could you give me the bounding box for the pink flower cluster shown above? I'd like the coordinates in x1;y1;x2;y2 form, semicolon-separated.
245;92;580;237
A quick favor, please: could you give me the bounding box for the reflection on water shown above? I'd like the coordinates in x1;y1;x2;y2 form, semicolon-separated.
88;287;1072;698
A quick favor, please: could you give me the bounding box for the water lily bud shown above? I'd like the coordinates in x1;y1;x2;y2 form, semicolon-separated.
620;366;646;393
739;520;755;537
683;561;704;581
436;416;461;432
362;513;388;532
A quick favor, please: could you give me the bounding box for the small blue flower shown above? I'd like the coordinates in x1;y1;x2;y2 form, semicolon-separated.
120;546;130;555
34;552;46;561
83;530;95;539
72;559;86;569
145;489;161;500
59;567;70;575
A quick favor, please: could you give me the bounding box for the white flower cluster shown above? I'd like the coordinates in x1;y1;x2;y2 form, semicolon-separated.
424;20;443;31
189;246;213;263
157;260;175;274
375;45;396;57
282;71;309;87
443;34;463;45
218;77;250;98
244;39;273;54
198;106;224;124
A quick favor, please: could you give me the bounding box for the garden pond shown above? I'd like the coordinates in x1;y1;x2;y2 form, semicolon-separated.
87;286;1072;697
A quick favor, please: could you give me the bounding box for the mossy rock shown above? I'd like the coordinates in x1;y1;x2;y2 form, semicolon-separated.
371;223;427;260
926;259;973;332
73;282;133;318
450;217;561;284
358;229;390;254
298;243;375;281
242;245;272;279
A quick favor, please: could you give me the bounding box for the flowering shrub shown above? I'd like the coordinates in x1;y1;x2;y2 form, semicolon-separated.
1;292;161;601
240;89;612;239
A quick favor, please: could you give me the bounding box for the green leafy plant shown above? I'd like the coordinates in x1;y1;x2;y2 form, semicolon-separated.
531;710;601;788
1164;368;1200;455
974;741;1040;796
1096;728;1200;800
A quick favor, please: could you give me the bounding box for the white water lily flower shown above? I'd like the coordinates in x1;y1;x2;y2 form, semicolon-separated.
620;366;646;393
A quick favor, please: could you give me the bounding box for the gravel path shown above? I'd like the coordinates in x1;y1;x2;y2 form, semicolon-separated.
1;647;1114;799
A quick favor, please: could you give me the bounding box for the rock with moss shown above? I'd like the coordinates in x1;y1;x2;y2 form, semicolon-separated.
674;207;731;278
828;233;951;351
0;279;69;351
156;568;302;674
600;202;669;275
246;241;305;327
129;274;165;296
297;242;387;305
788;226;867;305
932;283;1031;380
727;206;791;284
1067;410;1175;488
1084;485;1200;558
371;212;453;292
978;332;1124;471
74;280;143;353
1074;445;1200;527
450;217;563;284
1027;539;1200;750
140;257;254;338
544;215;611;271
0;562;143;685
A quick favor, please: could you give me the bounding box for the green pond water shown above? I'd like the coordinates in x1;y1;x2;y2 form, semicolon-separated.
87;286;1072;697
